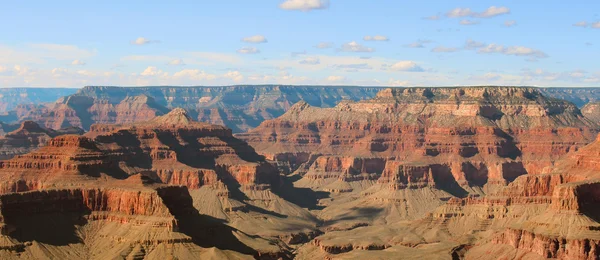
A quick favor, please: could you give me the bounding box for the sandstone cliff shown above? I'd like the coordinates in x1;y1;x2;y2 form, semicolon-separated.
0;121;83;160
8;85;381;133
0;109;300;259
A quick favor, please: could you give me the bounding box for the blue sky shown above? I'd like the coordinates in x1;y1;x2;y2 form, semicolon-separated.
0;0;599;87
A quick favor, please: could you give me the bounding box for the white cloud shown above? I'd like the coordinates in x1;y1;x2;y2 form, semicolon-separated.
71;59;86;66
141;66;165;76
477;6;510;18
242;35;267;43
326;75;345;82
0;66;7;73
224;70;244;82
423;15;441;20
237;47;260;54
446;6;509;18
404;39;431;48
389;61;424;72
363;35;389;41
432;46;458;53
464;39;485;49
168;59;185;66
387;78;409;86
279;0;329;11
574;21;588;27
504;20;516;27
460;19;480;25
315;42;333;49
131;37;158;45
299;57;320;65
593;22;600;28
478;44;548;58
340;41;374;52
447;8;473;18
172;69;217;81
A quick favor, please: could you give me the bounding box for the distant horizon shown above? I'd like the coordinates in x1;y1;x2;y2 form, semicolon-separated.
2;84;600;90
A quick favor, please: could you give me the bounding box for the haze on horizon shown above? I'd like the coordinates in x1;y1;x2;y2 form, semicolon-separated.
0;0;599;88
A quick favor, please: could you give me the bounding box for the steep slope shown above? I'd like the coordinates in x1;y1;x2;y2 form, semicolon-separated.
283;88;600;259
0;121;83;160
0;109;324;259
0;88;78;114
582;101;600;124
10;85;381;132
20;94;169;130
0;121;19;136
238;87;598;227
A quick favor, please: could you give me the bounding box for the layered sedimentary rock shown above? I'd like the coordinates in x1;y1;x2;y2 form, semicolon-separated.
0;109;298;259
7;85;381;133
236;87;599;236
0;88;78;114
0;121;83;160
19;94;170;130
0;121;19;136
582;101;600;124
241;87;597;191
83;108;279;190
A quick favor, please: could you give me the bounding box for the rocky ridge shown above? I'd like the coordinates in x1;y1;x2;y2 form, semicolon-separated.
0;121;83;160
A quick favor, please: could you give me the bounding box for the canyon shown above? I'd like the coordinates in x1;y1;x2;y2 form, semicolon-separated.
3;86;600;134
0;85;599;259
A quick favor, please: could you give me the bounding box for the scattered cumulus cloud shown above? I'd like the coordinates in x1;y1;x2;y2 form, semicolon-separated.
299;57;320;65
326;75;345;82
168;59;185;66
464;39;485;50
446;6;510;18
140;66;165;76
71;59;86;66
339;41;374;52
237;47;260;54
242;35;267;43
423;15;441;20
315;42;333;49
477;43;548;59
131;37;159;45
572;21;600;28
279;0;329;11
363;35;389;41
388;61;424;72
477;6;511;18
504;20;516;27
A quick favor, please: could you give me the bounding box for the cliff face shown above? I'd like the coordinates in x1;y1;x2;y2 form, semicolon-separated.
0;109;290;259
11;85;381;133
0;121;83;160
4;86;600;133
582;101;600;124
0;88;78;114
240;87;597;194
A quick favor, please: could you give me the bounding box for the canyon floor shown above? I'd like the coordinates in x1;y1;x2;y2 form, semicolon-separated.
0;86;599;259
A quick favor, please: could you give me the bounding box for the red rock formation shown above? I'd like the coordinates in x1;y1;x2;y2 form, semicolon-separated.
84;108;279;190
0;110;287;259
0;121;84;160
240;87;597;195
20;94;169;130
